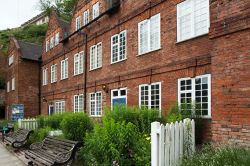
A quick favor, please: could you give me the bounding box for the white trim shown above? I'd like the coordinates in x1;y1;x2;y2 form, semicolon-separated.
74;94;84;113
89;42;102;71
89;91;102;117
55;100;65;114
111;88;127;110
92;2;100;20
75;16;81;31
61;58;68;80
51;64;57;83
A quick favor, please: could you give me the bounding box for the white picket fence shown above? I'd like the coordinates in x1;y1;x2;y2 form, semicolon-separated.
18;118;38;130
151;118;195;166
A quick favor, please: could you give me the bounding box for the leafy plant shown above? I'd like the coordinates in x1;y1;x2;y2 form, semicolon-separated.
37;113;69;129
28;126;53;144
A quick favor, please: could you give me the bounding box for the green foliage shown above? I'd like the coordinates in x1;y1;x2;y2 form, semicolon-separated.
166;103;183;123
0;119;8;127
104;106;164;134
180;144;250;166
28;126;52;144
37;113;69;129
80;119;151;166
0;24;47;53
60;113;93;142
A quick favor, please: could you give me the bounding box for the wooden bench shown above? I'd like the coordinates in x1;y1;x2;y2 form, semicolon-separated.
4;128;33;148
25;136;79;166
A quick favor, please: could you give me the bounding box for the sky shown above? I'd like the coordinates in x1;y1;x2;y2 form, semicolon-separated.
0;0;41;30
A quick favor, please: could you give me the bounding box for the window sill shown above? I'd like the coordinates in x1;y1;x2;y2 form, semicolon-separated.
90;115;102;118
73;72;84;77
176;33;208;44
60;78;68;81
89;66;102;72
111;58;127;65
137;47;161;57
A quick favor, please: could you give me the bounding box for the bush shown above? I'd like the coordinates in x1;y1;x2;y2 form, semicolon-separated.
28;126;52;144
165;103;183;123
60;113;93;142
37;113;70;129
104;106;164;134
180;144;250;166
80;119;150;166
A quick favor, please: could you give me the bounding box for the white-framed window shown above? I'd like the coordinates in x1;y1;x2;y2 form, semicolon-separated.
89;92;102;117
42;68;48;86
177;0;210;42
9;55;14;66
178;74;211;118
74;51;84;75
45;40;50;52
139;82;161;110
92;2;100;19
11;78;15;91
111;88;127;109
61;58;68;80
74;94;84;113
138;13;161;55
51;64;57;83
76;16;81;30
90;43;102;70
55;101;65;114
111;30;127;64
50;36;55;49
83;9;90;26
55;32;60;46
7;81;10;92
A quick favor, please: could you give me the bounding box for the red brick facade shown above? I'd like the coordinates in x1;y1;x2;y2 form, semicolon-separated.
40;0;250;144
6;38;40;119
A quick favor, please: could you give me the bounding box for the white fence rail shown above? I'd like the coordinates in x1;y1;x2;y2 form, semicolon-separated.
151;118;195;166
18;118;38;130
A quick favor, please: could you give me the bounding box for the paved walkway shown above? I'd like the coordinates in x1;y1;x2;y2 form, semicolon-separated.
0;143;25;166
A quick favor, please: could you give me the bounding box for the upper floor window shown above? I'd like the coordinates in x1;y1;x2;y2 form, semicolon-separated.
139;82;161;110
138;13;161;55
7;81;10;92
89;92;102;117
42;68;48;86
178;74;211;118
9;55;14;66
76;16;81;31
51;64;57;83
61;59;68;80
74;51;84;75
50;36;55;49
74;94;84;113
111;30;127;64
92;2;100;19
45;40;50;52
11;78;15;91
55;32;60;46
90;43;102;70
177;0;210;42
55;100;65;114
83;9;90;26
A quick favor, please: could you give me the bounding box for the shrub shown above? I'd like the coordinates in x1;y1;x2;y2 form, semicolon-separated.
166;103;183;123
28;126;52;144
60;113;93;142
80;119;150;166
104;106;164;134
37;113;70;129
180;144;250;166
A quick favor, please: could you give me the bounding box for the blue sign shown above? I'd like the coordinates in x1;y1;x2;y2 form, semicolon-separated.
11;104;24;122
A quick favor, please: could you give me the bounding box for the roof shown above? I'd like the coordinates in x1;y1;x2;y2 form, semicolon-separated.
58;18;70;31
16;40;42;61
21;12;48;27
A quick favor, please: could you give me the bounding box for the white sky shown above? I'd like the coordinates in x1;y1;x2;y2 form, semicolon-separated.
0;0;41;30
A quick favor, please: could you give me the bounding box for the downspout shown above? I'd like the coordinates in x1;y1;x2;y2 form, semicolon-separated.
83;33;88;113
38;58;41;115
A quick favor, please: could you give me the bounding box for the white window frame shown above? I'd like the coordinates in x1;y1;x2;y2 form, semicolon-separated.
76;16;81;31
74;94;84;113
89;91;102;117
61;58;68;80
92;2;100;19
178;74;211;118
139;82;162;110
50;36;55;49
42;68;48;86
55;32;60;46
74;51;84;75
83;9;90;26
138;13;161;55
7;81;10;92
90;42;102;71
55;100;65;114
45;40;50;52
11;78;15;91
9;55;14;66
111;30;127;64
51;64;57;83
176;0;210;42
111;88;127;110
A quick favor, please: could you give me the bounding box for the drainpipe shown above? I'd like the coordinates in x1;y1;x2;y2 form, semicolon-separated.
38;59;41;115
83;33;88;113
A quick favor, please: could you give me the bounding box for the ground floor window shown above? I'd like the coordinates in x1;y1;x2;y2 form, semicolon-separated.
89;92;102;117
178;74;211;118
74;94;83;113
111;88;127;109
139;82;161;110
55;101;65;114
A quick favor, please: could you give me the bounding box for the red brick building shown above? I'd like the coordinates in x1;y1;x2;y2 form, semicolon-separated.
40;0;250;144
6;38;41;119
0;52;7;118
